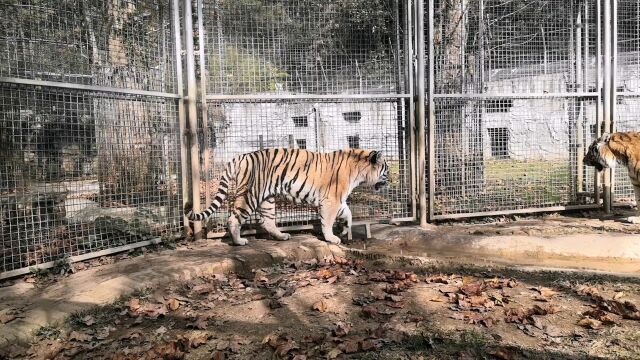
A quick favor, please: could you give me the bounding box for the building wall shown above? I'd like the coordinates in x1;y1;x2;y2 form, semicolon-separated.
210;101;399;164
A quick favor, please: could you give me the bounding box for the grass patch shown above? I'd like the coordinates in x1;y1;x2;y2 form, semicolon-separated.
436;159;573;214
33;325;61;340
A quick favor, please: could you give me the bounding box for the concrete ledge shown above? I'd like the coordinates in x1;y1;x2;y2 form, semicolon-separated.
0;235;343;348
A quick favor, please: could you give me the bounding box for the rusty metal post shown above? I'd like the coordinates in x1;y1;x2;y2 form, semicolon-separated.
184;0;202;238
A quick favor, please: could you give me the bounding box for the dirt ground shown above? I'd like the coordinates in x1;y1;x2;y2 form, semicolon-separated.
2;209;640;360
3;253;639;360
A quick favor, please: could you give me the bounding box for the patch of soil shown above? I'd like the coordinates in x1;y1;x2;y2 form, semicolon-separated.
3;256;640;360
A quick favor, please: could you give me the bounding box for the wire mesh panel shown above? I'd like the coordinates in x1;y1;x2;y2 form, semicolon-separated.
201;0;407;96
0;84;182;274
433;97;597;215
197;0;414;235
201;98;412;234
614;0;640;205
429;0;599;218
0;0;177;93
0;0;182;276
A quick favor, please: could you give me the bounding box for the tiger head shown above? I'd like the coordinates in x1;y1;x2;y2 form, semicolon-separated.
364;150;390;192
584;133;618;172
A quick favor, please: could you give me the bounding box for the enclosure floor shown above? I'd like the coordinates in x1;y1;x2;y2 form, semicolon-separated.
3;210;640;349
0;235;343;348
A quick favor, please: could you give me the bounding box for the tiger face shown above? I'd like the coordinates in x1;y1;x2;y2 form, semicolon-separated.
365;150;390;192
584;133;617;172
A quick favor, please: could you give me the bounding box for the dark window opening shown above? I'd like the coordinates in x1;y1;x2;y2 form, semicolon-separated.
486;99;513;113
616;86;625;105
292;116;308;127
343;111;361;123
296;138;307;149
487;128;509;159
347;135;360;149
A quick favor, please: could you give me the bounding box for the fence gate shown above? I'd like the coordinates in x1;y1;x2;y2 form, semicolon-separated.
424;0;604;220
191;0;417;238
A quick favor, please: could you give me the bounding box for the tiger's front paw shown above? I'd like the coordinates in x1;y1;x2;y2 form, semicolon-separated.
325;234;342;245
233;237;249;246
625;216;640;224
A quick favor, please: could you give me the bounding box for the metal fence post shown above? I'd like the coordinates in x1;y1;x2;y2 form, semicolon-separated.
415;0;428;227
184;0;203;239
594;0;602;206
426;0;435;223
172;0;190;230
603;0;613;213
197;0;212;215
406;0;417;221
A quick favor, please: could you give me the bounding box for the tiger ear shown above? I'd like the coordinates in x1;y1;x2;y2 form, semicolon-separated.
370;150;383;165
601;132;611;143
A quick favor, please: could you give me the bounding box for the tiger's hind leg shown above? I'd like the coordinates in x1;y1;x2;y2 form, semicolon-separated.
227;195;256;246
258;197;290;241
337;203;352;237
319;201;342;245
626;183;640;224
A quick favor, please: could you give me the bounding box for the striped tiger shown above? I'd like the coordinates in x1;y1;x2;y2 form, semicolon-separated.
184;148;389;245
584;131;640;223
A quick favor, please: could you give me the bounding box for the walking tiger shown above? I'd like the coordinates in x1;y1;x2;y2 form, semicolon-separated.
584;131;640;223
184;148;389;245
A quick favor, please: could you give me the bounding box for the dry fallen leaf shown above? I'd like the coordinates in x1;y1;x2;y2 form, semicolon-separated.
187;333;211;348
211;350;226;360
327;347;342;359
583;309;617;325
129;298;141;312
429;296;446;303
578;317;603;329
361;340;378;352
69;331;92;342
312;300;328;313
0;313;17;324
339;340;359;354
82;315;95;326
488;347;517;360
275;339;298;357
167;298;180;311
333;321;352;337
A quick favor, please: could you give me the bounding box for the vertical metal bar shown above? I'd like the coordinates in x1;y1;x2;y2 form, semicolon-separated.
259;135;264;150
575;9;584;196
197;0;212;213
172;0;190;229
415;0;428;226
610;0;618;206
478;0;485;90
603;0;612;212
595;0;601;205
184;0;202;238
288;134;294;148
406;0;417;220
427;0;435;222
